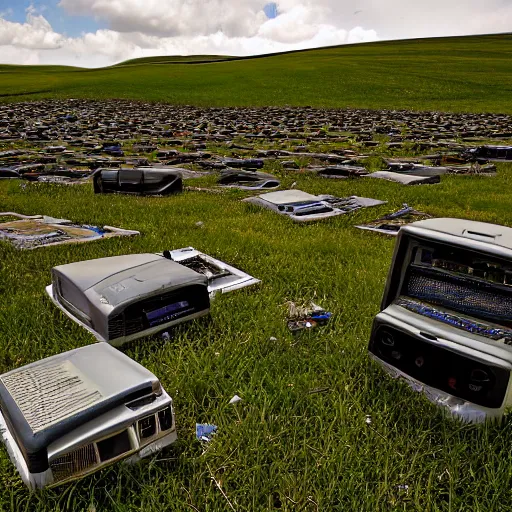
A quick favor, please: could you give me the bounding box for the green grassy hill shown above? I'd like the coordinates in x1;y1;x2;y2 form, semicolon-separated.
113;55;237;66
1;34;512;112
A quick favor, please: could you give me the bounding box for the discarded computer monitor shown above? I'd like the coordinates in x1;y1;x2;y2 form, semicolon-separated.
93;168;182;196
244;190;386;223
369;218;512;422
46;249;259;345
47;253;210;346
0;342;177;490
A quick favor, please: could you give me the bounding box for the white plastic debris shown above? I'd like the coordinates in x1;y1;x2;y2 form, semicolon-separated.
365;415;372;425
229;395;242;405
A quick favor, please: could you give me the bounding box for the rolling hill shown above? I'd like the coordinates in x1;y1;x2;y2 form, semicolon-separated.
1;34;512;113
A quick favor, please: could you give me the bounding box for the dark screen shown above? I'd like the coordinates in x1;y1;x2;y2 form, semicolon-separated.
97;430;131;462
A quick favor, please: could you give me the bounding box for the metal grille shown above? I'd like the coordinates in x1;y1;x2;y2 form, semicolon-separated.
50;443;97;482
407;267;512;326
108;284;209;338
1;361;102;433
108;315;125;339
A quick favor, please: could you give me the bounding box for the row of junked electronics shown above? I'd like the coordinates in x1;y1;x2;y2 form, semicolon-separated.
3;163;512;491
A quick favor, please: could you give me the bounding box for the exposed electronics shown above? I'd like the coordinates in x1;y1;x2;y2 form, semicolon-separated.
93;168;182;195
46;248;259;345
0;343;177;489
369;218;512;422
244;190;386;222
355;205;432;236
167;247;260;295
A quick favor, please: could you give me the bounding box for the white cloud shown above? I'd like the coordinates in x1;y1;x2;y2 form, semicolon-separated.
0;10;63;49
0;0;511;67
58;0;269;37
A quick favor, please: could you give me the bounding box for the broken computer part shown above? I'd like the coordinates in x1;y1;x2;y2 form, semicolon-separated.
368;218;512;422
165;247;260;295
0;342;177;490
46;253;211;346
365;171;441;185
355;205;432;236
317;165;369;179
218;170;280;190
93;168;183;196
243;190;386;222
465;145;512;162
0;168;21;179
0;212;139;250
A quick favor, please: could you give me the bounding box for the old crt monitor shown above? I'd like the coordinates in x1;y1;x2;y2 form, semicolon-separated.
0;343;177;489
47;253;210;346
368;218;512;422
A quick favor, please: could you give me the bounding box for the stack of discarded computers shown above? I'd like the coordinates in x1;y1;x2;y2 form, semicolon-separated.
0;245;260;489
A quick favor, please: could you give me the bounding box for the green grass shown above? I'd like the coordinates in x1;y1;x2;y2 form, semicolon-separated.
2;167;512;510
113;55;237;66
1;34;512;112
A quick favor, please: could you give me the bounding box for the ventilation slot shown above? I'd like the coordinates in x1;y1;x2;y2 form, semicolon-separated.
50;443;97;482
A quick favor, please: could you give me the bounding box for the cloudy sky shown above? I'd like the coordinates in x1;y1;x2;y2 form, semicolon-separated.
0;0;510;67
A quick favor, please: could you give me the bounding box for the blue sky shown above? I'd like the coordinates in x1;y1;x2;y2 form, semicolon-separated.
0;0;102;36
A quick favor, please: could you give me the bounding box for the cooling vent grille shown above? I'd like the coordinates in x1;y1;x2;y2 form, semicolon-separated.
407;267;512;326
50;443;97;482
1;360;103;433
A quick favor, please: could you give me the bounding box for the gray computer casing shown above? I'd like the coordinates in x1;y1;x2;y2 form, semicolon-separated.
47;254;210;346
0;343;177;489
369;218;512;422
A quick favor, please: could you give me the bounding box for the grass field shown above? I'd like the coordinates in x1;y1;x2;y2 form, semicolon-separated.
2;32;512;511
1;34;512;112
2;160;512;510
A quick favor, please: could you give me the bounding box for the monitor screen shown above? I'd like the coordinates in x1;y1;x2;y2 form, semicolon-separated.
145;300;192;327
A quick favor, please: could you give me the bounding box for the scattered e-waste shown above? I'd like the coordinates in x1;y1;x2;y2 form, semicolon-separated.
46;247;260;346
0;342;177;490
355;204;432;236
243;190;386;222
218;169;280;190
287;301;333;333
0;212;139;250
365;171;440;185
196;424;218;442
318;165;369;179
93;168;182;196
165;247;260;296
